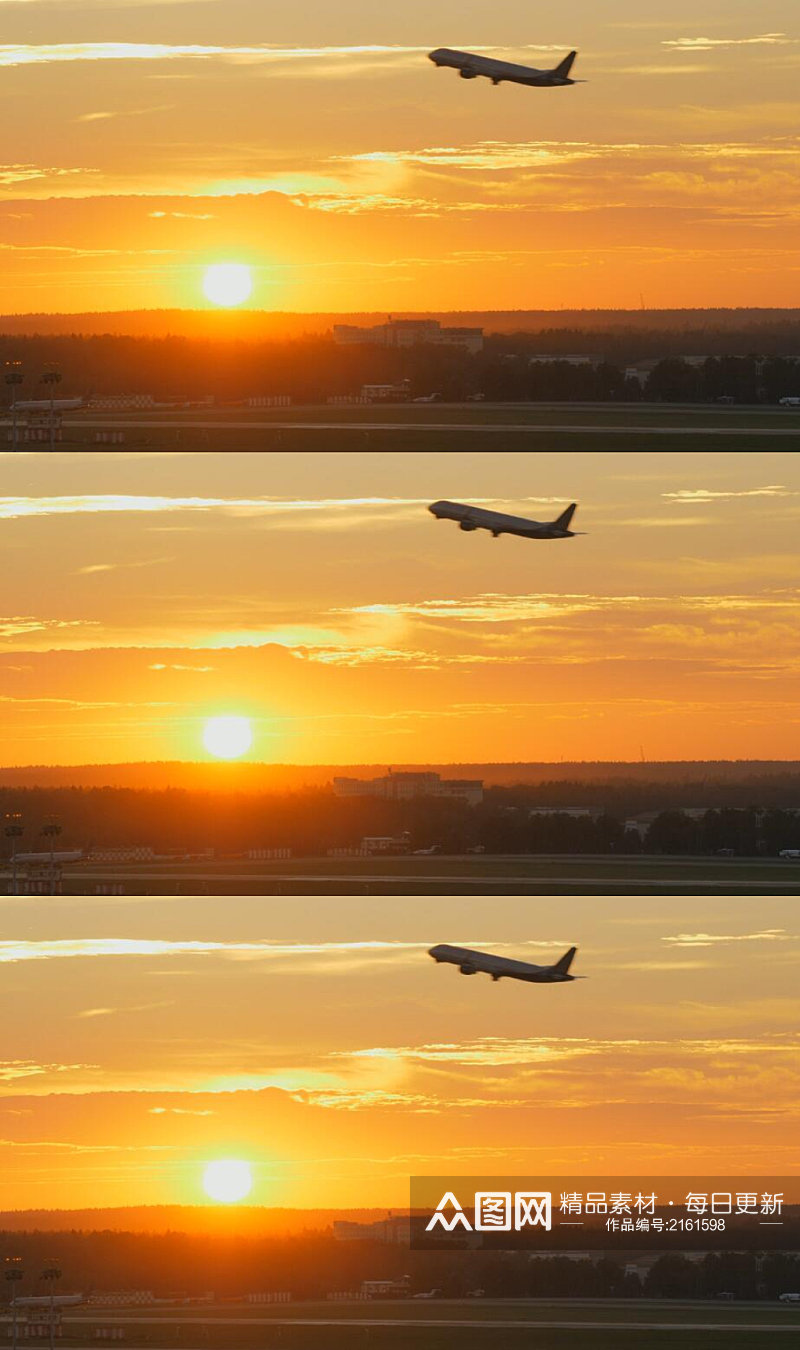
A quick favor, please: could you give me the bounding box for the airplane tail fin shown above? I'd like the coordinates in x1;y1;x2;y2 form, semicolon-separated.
553;502;577;531
552;946;577;976
553;51;577;80
553;51;577;79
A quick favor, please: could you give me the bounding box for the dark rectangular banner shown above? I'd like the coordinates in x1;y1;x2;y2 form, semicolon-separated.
410;1177;800;1252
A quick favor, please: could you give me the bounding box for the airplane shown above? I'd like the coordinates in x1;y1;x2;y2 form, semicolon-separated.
428;943;582;983
428;48;582;88
428;499;581;539
12;1296;84;1309
11;396;84;412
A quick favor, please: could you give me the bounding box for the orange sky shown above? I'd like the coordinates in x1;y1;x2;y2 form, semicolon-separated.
2;4;800;310
1;448;799;766
0;893;797;1209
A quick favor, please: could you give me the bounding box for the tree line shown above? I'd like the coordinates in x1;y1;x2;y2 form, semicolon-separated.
1;1228;797;1301
2;787;799;857
3;332;800;403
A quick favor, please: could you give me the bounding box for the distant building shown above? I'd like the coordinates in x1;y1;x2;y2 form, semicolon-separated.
335;318;483;355
359;1276;412;1299
360;834;412;855
529;807;600;820
528;355;602;367
334;1216;411;1244
334;771;483;807
246;395;292;407
360;381;412;403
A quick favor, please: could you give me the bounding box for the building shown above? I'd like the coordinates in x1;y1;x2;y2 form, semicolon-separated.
529;355;603;367
334;318;483;355
360;380;412;403
333;771;483;807
359;1276;411;1299
334;1216;411;1244
529;807;601;820
360;834;412;855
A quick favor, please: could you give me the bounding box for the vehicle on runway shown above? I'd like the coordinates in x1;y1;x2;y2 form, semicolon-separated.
429;47;582;88
429;499;581;539
429;943;581;983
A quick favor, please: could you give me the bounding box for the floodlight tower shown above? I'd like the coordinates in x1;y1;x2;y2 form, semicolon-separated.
4;813;23;896
4;361;23;452
41;820;62;895
4;1257;24;1350
40;1262;61;1350
42;365;62;451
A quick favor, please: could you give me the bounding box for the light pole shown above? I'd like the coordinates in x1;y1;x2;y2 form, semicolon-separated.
4;814;23;896
4;362;23;452
40;1262;61;1350
41;820;62;895
42;366;62;451
4;1257;24;1350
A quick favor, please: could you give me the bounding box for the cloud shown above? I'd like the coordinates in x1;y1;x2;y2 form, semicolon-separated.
0;938;432;965
0;43;434;69
0;494;429;521
77;1001;173;1018
664;486;795;502
0;164;95;185
0;616;95;637
663;34;796;52
149;1107;214;1116
663;929;796;948
0;1060;94;1081
148;662;215;672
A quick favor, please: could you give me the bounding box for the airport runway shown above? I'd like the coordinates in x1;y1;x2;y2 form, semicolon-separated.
66;419;800;436
60;869;800;890
64;1314;799;1332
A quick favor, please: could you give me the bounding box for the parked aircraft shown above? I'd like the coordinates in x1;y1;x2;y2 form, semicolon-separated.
428;48;582;88
428;943;581;983
11;397;84;412
429;499;581;539
12;1296;84;1309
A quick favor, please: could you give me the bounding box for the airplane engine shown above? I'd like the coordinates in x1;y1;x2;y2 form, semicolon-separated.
459;68;478;79
459;520;477;531
459;964;478;975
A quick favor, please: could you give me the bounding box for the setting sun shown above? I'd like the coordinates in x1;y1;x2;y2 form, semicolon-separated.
202;263;253;307
202;1159;253;1204
202;715;253;760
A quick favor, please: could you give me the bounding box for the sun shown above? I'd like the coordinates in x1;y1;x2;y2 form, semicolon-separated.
202;1159;253;1204
202;263;253;307
203;715;253;760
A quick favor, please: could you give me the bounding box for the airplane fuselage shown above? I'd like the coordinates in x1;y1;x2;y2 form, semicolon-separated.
429;500;576;539
429;944;575;983
429;49;576;87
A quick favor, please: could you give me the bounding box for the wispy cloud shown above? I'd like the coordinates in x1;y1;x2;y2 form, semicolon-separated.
664;485;795;502
0;616;95;638
663;929;796;947
0;494;428;521
663;34;796;52
0;1060;94;1081
0;42;439;70
0;938;431;965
